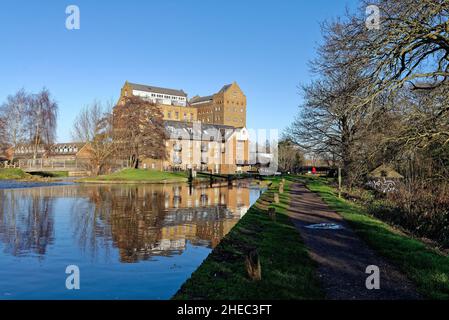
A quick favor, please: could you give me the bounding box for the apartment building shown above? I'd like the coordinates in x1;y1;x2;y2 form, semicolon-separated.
117;81;246;127
116;81;252;174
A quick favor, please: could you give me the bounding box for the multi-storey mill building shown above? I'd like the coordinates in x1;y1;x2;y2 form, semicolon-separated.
116;81;252;174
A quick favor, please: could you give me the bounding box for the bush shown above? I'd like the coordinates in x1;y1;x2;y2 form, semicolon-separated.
365;182;449;248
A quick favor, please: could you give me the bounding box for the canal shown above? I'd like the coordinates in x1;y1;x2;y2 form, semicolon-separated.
0;180;265;299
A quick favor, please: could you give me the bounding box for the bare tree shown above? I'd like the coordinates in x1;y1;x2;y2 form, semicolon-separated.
0;89;29;149
324;0;449;144
113;96;167;169
26;88;58;161
0;116;7;151
72;101;117;176
287;20;373;186
278;139;304;173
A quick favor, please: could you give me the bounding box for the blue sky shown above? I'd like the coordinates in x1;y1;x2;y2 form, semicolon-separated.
0;0;358;142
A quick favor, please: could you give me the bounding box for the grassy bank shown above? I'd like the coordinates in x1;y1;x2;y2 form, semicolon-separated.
79;168;188;184
173;177;323;300
303;176;449;300
0;168;30;180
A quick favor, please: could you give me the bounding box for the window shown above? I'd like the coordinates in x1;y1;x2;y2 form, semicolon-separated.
175;112;179;119
168;112;171;119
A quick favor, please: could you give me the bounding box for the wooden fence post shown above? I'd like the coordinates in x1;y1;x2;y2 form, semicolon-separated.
245;249;261;281
268;207;276;221
274;193;279;204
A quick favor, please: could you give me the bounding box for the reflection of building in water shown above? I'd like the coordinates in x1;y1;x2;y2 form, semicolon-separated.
0;182;254;262
105;183;251;262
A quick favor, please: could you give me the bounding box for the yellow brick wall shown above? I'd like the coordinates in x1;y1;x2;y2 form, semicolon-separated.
195;82;246;128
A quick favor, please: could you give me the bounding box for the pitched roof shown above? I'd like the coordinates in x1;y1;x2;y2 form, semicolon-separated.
128;82;187;97
189;95;213;104
368;164;404;179
218;84;232;93
189;83;235;104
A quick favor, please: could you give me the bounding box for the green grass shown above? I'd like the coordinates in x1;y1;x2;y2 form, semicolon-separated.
173;177;324;300
81;168;188;183
0;168;30;180
303;176;449;300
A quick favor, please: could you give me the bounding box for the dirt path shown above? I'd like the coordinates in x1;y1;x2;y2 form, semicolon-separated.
288;183;420;300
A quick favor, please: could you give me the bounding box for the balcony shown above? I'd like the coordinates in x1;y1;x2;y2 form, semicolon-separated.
173;143;182;152
173;156;182;165
236;159;248;165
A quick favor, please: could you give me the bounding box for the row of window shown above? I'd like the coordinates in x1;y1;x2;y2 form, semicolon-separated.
149;93;185;101
129;90;186;101
216;100;244;106
166;111;195;121
198;107;245;115
15;146;79;154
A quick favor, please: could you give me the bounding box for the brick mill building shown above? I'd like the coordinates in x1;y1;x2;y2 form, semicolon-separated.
115;81;255;174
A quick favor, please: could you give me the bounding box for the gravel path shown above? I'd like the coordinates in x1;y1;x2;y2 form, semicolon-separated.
288;183;421;300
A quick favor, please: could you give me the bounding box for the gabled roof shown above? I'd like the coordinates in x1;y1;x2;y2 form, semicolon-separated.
368;164;404;179
127;82;187;97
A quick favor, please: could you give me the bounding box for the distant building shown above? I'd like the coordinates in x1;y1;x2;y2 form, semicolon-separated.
117;81;246;128
119;82;198;122
7;142;92;165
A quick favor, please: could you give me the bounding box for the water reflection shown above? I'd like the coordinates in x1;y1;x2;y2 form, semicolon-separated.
0;182;255;262
0;190;55;256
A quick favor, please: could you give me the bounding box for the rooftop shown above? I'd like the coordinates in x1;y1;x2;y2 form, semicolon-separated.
189;83;234;105
127;82;187;97
189;95;213;104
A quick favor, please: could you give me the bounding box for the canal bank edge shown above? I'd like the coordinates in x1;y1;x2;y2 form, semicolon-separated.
172;177;324;300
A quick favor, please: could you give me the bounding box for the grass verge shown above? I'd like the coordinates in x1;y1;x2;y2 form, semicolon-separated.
0;168;31;180
173;177;323;300
78;168;188;184
303;176;449;300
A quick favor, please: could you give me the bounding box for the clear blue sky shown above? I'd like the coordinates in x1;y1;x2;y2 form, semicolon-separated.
0;0;358;142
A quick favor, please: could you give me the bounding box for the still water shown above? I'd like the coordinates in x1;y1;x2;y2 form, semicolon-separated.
0;181;264;300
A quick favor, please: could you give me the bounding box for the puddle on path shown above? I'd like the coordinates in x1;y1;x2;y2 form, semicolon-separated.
305;223;344;230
